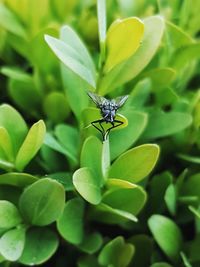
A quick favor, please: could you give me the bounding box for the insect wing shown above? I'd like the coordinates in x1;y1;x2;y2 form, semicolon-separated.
87;91;107;107
114;95;129;108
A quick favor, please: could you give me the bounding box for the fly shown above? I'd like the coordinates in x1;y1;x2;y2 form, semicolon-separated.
87;91;128;141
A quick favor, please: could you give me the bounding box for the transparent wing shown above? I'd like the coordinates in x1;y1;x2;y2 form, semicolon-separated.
114;95;129;108
87;91;107;107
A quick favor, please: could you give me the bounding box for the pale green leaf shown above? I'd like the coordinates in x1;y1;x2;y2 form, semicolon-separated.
0;227;25;261
73;167;101;205
60;25;95;76
45;35;96;88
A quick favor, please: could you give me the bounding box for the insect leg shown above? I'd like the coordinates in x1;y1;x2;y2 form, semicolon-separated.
91;119;105;139
99;120;105;133
104;120;124;140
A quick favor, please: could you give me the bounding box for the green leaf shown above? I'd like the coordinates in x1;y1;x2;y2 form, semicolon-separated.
104;17;144;73
177;153;200;164
45;35;96;89
181;173;200;200
150;263;173;267
148;215;183;262
139;68;176;90
0;186;21;206
41;144;66;172
148;172;172;214
15;120;46;171
0;227;25;261
0;159;14;171
60;25;95;76
57;198;85;245
128;78;151;108
156;87;179;107
55;124;80;164
43;92;70;124
0;104;28;156
185;234;200;262
44;132;72;157
110;110;148;160
60;25;91;120
19;227;58;265
166;21;193;50
180;251;192;267
1;67;32;81
0;173;38;188
102;186;147;217
96;203;138;223
19;178;65;226
98;236;134;267
1;68;42;114
7;34;29;58
49;172;74;191
8;78;41;116
0;200;22;229
0;127;14;161
0;3;26;38
50;0;78;21
189;205;200;219
143;111;192;139
98;16;165;94
78;255;101;267
79;232;103;254
73;167;101;205
128;235;153;267
81;136;103;186
172;43;200;71
0;253;5;263
91;180;144;224
164;184;177;215
29;28;59;73
61;65;89;120
106;178;138;190
109;144;160;183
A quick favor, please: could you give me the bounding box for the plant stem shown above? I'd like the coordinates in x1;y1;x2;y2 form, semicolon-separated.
102;136;110;181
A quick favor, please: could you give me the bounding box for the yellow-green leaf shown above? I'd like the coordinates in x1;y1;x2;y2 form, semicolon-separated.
0;127;14;161
109;144;160;183
15;120;46;171
104;17;144;73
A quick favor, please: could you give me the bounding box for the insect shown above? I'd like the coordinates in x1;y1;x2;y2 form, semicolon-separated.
87;91;128;141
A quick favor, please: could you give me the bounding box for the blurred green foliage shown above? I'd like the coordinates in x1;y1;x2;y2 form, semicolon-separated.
0;0;200;266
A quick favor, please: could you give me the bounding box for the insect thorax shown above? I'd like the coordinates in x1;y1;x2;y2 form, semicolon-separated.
100;101;117;122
